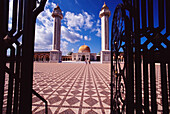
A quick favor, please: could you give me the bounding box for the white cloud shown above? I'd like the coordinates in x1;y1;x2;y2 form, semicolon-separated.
71;48;74;52
34;0;101;52
34;1;55;51
64;11;93;31
61;41;69;55
34;24;53;50
84;36;91;41
35;1;85;51
90;19;101;37
91;28;101;37
75;0;79;5
61;26;83;43
50;2;57;8
95;28;101;37
83;11;93;29
37;9;53;31
96;19;100;27
64;12;84;31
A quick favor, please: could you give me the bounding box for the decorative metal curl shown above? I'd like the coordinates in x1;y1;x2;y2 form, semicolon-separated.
111;3;129;114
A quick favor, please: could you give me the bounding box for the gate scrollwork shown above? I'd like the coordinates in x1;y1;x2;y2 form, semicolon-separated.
111;3;129;113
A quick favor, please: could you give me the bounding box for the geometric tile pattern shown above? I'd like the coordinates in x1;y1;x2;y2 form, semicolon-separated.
31;63;111;113
32;63;169;113
2;63;168;113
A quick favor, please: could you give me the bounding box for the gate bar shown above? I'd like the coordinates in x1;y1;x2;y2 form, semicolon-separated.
126;9;134;113
0;0;9;113
32;89;48;114
6;47;15;113
158;0;164;30
19;0;36;112
134;0;142;113
150;62;157;113
148;0;153;29
168;64;170;97
13;45;21;113
166;0;170;33
141;0;146;30
161;62;169;113
18;0;24;31
143;48;149;113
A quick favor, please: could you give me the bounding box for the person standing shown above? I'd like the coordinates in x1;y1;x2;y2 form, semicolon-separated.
88;60;91;64
85;59;87;64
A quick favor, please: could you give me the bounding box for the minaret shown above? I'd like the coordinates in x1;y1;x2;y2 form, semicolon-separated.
99;2;111;63
99;2;111;51
50;4;63;63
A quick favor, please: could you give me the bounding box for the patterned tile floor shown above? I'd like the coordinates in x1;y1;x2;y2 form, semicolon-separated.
2;63;169;113
32;63;111;114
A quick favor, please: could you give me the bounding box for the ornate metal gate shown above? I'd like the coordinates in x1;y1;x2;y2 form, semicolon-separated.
111;0;170;113
0;0;47;113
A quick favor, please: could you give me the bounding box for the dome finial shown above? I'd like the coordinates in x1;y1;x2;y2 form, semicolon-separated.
103;2;107;7
54;3;62;12
101;1;109;10
56;3;59;8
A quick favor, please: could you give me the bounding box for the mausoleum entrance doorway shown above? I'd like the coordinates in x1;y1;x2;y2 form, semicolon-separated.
81;55;85;61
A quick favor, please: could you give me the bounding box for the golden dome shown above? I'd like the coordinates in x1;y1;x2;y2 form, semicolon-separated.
101;2;109;10
78;44;90;53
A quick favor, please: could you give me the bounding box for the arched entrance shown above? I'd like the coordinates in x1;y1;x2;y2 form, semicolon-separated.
40;55;44;61
34;55;39;61
45;55;49;61
81;55;85;61
36;55;39;61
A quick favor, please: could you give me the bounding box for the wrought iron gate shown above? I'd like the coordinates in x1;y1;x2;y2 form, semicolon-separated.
0;0;47;113
111;0;170;113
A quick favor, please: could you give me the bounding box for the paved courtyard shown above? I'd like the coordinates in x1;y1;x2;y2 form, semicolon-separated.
2;62;169;113
32;63;111;114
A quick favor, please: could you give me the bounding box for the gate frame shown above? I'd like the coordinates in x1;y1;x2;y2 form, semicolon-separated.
111;0;170;113
0;0;47;113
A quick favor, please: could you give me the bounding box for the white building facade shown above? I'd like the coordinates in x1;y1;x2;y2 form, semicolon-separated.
72;45;96;61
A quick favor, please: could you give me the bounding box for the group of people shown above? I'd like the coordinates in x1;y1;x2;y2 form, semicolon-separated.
85;60;91;64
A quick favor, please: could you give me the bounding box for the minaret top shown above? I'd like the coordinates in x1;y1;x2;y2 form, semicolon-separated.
101;2;109;10
54;4;61;12
99;2;111;18
52;4;63;19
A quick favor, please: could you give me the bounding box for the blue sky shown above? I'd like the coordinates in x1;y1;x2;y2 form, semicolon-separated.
34;0;122;55
7;0;169;55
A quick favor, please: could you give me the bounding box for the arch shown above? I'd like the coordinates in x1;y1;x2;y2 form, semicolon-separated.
38;55;40;61
90;55;94;61
45;55;49;61
35;55;39;61
40;55;44;61
81;55;85;61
